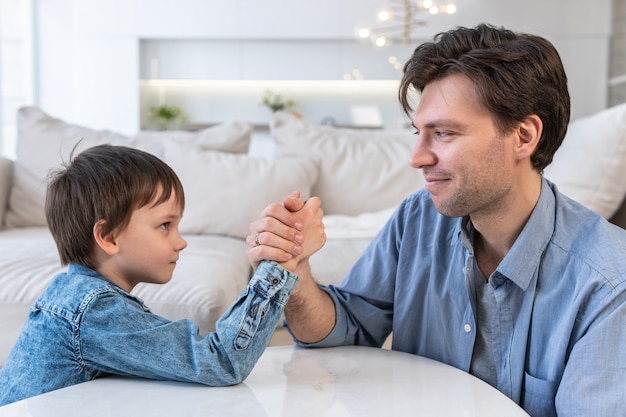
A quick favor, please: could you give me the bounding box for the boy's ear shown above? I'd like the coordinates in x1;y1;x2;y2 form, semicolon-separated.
93;220;119;255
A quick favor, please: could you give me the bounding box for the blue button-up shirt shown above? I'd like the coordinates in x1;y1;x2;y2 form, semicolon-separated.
298;178;626;417
0;260;297;406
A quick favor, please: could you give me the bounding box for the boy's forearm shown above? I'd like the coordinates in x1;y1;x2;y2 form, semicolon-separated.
209;260;299;384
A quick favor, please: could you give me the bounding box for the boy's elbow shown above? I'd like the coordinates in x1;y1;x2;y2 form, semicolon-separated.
198;363;253;387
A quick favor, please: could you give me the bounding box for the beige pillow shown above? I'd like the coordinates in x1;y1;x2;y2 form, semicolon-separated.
162;140;320;238
544;103;626;218
270;112;424;215
6;107;252;228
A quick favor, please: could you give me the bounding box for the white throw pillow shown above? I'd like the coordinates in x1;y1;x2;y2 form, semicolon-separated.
6;106;252;228
544;103;626;219
163;140;320;239
270;112;424;216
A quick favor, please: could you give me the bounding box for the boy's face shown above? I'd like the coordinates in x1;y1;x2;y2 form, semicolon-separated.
105;190;187;292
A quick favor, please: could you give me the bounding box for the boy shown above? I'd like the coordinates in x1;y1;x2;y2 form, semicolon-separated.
0;144;325;406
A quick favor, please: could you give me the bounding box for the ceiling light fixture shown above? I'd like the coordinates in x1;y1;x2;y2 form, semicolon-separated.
357;0;457;47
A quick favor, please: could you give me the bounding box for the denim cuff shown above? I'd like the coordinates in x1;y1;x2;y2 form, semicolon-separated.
233;261;298;350
249;260;299;306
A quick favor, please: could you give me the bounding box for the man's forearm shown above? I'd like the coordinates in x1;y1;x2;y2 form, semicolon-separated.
284;261;336;344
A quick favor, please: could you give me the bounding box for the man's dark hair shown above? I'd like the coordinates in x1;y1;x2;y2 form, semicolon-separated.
399;23;570;171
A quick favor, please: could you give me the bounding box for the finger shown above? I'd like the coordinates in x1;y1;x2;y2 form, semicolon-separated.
246;245;294;268
287;190;301;199
259;203;303;231
249;216;303;246
296;197;326;258
283;192;305;213
301;196;322;212
248;229;304;256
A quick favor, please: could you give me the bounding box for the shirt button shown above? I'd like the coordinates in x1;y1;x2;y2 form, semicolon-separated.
464;324;472;333
271;277;280;285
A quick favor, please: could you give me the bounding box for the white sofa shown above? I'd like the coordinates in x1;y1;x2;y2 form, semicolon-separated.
1;105;626;366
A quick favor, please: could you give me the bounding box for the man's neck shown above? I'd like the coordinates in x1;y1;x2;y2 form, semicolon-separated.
471;176;542;279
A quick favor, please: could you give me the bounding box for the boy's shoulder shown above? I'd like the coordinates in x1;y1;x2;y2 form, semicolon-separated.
35;264;138;319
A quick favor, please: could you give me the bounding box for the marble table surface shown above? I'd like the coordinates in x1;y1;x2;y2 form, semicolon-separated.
0;345;530;416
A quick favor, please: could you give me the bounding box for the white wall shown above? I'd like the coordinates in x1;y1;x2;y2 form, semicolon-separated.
33;0;613;134
0;0;34;158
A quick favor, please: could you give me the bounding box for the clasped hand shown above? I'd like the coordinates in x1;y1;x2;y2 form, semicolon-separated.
246;191;326;272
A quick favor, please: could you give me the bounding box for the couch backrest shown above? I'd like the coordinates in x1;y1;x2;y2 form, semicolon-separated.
4;106;254;233
0;156;13;230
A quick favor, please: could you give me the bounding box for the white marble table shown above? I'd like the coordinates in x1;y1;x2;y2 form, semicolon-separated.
0;345;529;416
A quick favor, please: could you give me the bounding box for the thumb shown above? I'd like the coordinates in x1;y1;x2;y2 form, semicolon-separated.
283;190;305;213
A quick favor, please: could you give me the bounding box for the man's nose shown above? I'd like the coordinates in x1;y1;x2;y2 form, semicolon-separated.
409;136;436;169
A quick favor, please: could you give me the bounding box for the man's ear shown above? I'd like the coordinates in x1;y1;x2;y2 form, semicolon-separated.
93;219;119;255
515;114;543;162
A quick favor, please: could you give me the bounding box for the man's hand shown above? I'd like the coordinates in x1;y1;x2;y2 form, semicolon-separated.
246;191;326;272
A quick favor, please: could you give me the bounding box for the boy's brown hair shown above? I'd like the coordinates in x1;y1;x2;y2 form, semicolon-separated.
45;144;185;269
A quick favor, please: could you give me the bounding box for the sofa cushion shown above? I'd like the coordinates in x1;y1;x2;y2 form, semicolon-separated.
6;107;252;229
309;238;373;286
544;103;626;218
163;140;320;238
270;112;424;216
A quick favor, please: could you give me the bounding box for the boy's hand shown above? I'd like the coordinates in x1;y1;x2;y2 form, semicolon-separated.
246;191;326;272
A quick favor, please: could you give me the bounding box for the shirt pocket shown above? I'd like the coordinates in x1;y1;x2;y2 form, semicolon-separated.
523;371;558;417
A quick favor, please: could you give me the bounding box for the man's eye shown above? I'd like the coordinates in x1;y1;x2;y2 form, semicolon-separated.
435;131;452;138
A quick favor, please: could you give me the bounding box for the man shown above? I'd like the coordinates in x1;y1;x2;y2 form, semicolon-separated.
247;24;626;417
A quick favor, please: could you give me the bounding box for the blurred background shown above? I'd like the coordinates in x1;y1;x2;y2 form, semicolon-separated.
1;0;624;158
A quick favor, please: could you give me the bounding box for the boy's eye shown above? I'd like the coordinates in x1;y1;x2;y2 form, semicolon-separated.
160;222;170;230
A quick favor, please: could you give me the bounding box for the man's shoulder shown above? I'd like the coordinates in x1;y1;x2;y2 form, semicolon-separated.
553;190;626;246
551;192;626;285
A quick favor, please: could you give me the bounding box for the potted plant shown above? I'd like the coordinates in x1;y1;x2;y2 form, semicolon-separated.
149;105;187;130
260;90;296;113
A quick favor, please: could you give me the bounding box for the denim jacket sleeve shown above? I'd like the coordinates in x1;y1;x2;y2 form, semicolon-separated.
79;260;298;386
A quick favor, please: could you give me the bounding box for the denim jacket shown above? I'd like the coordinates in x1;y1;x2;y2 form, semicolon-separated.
0;260;297;406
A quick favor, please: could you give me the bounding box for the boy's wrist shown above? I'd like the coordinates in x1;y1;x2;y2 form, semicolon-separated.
279;257;299;273
281;253;313;273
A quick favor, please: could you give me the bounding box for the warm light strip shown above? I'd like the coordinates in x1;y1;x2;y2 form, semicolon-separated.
139;79;400;89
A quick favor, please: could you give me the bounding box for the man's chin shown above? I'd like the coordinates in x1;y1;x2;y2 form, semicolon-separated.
431;197;465;218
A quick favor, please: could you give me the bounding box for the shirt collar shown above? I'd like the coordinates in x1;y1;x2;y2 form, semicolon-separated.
68;263;144;302
497;177;555;289
457;177;555;290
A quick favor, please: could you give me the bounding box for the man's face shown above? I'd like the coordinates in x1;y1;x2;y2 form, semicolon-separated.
409;73;517;219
